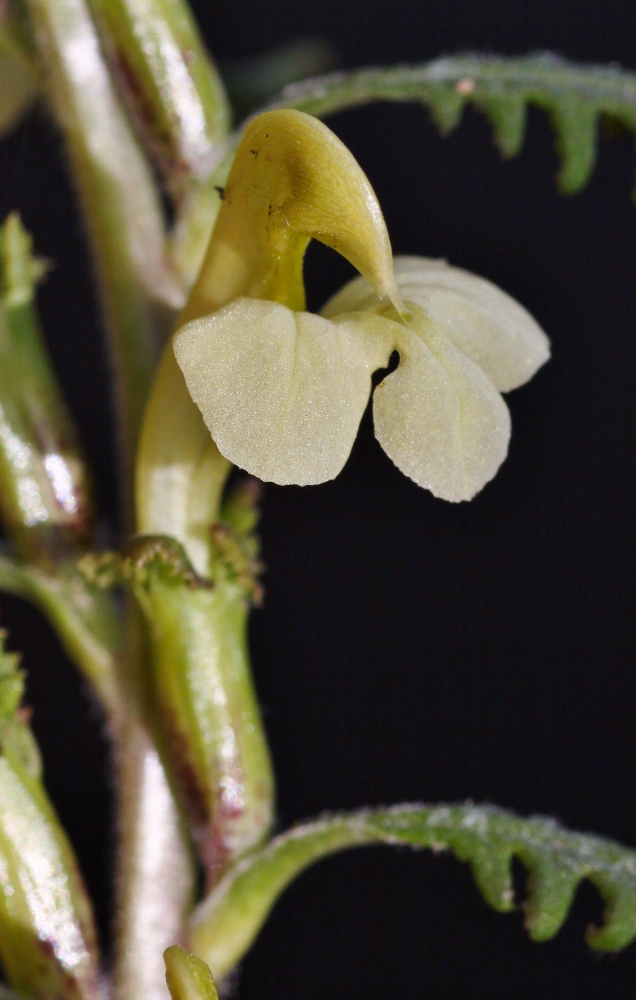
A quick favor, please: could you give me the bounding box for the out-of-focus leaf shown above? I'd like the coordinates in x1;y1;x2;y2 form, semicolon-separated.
0;23;37;137
221;38;339;117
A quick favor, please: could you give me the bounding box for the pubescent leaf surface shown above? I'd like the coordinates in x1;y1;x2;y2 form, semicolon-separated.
267;53;636;194
190;802;636;977
175;53;636;287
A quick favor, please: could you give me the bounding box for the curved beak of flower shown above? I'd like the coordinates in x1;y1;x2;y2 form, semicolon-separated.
182;108;404;323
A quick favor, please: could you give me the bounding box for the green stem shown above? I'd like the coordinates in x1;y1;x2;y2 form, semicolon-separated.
114;712;195;1000
26;0;185;517
86;0;230;202
23;6;196;993
263;52;636;127
0;553;121;719
0;214;95;566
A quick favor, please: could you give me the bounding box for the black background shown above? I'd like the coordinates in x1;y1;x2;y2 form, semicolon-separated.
1;0;636;997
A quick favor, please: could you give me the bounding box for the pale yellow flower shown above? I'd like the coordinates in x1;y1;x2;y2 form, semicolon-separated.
173;109;549;502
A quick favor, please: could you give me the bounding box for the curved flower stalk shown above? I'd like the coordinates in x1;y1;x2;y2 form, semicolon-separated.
172;109;550;501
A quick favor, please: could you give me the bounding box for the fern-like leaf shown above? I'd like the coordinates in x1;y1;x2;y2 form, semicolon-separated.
174;53;636;285
189;802;636;978
266;53;636;194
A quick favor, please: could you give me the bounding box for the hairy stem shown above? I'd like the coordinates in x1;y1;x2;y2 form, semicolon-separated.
27;0;184;518
114;713;194;1000
24;4;194;994
86;0;230;202
0;553;121;718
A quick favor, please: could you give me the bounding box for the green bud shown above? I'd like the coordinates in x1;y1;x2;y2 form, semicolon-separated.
96;519;274;886
0;633;101;1000
164;945;218;1000
0;214;94;565
86;0;230;201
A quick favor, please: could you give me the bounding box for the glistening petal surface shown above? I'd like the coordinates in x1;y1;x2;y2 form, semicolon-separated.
323;256;550;392
174;298;394;485
373;310;511;501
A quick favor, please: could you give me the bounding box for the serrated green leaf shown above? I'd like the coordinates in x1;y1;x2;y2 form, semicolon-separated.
265;53;636;195
0;632;23;726
472;92;527;157
189;803;636;978
423;84;464;135
550;99;598;193
520;856;579;941
468;844;516;911
174;53;636;285
0;633;41;779
587;866;636;950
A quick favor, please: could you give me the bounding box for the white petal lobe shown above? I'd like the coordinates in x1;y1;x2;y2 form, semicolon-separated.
323;256;550;392
173;298;394;485
373;312;511;501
